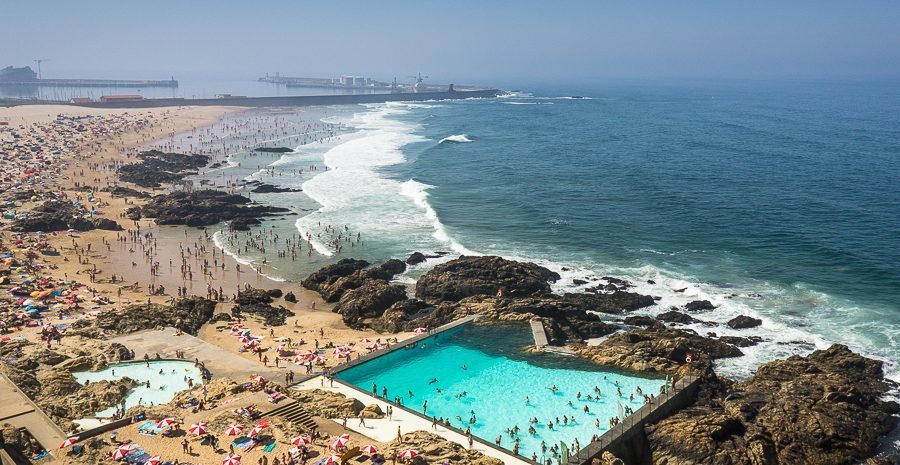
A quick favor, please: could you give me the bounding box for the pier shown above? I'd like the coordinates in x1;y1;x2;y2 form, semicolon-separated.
530;318;549;348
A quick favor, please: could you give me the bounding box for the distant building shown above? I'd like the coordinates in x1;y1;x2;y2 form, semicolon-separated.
100;94;143;102
0;65;37;82
69;97;93;104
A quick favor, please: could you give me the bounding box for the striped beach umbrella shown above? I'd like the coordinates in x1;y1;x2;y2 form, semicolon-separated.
144;456;161;465
111;444;135;460
247;426;263;437
155;418;175;429
412;327;427;334
361;445;378;454
359;338;372;344
225;424;244;436
324;455;342;465
400;449;418;459
340;434;350;440
252;375;267;383
188;422;208;435
331;437;348;449
291;436;311;446
59;436;78;449
222;453;242;465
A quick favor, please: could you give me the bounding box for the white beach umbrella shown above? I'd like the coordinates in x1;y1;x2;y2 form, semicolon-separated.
225;424;244;436
188;422;208;435
59;436;78;449
222;453;242;465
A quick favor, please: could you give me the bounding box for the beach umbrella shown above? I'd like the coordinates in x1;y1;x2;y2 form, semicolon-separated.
238;336;251;343
291;436;311;446
361;445;378;454
111;444;136;460
188;422;208;435
222;454;242;465
155;418;175;429
359;338;372;344
412;327;427;334
340;434;350;440
331;347;347;356
247;426;263;437
400;450;419;459
144;456;161;465
252;375;266;383
324;455;342;465
331;437;348;449
60;436;78;448
276;344;285;352
225;424;244;436
301;349;317;357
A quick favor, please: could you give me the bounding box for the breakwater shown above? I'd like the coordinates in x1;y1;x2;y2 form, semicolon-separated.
0;78;178;88
1;89;500;109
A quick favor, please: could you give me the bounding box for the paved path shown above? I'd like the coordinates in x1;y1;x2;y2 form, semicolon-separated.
530;319;549;347
293;376;530;465
110;327;286;383
0;372;66;457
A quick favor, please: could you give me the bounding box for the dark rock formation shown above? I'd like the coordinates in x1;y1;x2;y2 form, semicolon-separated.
10;200;122;232
657;310;698;325
575;325;743;373
407;252;427;265
101;186;150;199
253;147;294;153
232;287;294;326
624;315;656;327
284;291;297;303
303;259;406;304
68;297;216;337
685;300;716;312
718;335;763;347
250;184;302;194
267;289;283;298
117;150;209;188
301;258;370;295
646;345;900;465
334;280;408;328
560;291;657;314
377;299;432;332
415;256;560;303
125;206;142;220
727;315;762;329
135;190;289;228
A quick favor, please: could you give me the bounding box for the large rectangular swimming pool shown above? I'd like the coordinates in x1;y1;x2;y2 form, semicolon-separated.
337;323;665;462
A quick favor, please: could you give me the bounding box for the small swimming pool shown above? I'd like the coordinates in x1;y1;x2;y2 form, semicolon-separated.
73;360;202;418
337;323;666;461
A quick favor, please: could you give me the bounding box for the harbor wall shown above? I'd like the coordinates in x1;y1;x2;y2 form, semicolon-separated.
64;89;500;109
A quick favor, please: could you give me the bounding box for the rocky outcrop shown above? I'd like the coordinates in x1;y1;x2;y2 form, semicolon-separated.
382;431;503;465
301;258;370;296
415;256;560;303
10;200;123;232
685;300;716;312
135;190;289;228
101;186;150;199
407;251;427;265
575;325;743;374
727;315;762;329
253;147;294;153
117;150;209;188
656;310;698;325
377;299;431;332
68;297;217;337
624;315;656;327
334;280;408;329
250;184;302;193
646;345;900;465
232;287;294;326
561;291;657;314
289;389;365;418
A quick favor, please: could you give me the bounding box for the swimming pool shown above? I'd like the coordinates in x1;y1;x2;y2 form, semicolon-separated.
337;323;666;461
73;360;202;418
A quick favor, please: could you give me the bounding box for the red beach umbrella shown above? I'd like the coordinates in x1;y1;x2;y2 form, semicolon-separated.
111;444;135;460
222;453;242;465
359;338;372;344
400;450;418;459
252;375;266;383
247;426;263;437
291;436;311;445
155;418;175;429
324;455;342;465
331;437;348;449
188;422;208;435
225;424;244;436
144;456;161;465
361;445;378;454
412;327;427;334
60;436;78;449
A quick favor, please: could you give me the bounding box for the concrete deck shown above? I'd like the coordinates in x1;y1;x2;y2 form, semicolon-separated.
0;372;66;457
110;327;288;383
294;376;531;465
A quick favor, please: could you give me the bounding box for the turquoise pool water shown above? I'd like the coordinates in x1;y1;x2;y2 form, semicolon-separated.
337;323;666;461
73;360;202;418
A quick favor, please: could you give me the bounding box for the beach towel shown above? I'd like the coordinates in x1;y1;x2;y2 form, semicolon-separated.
31;451;49;461
231;436;251;446
264;442;277;453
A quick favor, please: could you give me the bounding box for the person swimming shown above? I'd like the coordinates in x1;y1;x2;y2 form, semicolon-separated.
428;378;438;384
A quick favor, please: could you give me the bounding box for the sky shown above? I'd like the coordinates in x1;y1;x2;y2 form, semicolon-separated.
3;0;900;86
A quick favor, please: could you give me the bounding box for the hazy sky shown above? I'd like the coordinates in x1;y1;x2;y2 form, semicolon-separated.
4;0;900;85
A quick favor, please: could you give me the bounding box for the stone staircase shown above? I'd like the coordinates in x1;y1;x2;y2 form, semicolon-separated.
264;401;317;432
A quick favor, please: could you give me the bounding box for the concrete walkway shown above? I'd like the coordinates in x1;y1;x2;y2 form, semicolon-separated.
530;319;549;348
110;327;287;383
294;376;531;465
0;372;66;457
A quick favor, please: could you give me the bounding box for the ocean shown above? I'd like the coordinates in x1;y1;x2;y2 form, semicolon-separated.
193;79;900;391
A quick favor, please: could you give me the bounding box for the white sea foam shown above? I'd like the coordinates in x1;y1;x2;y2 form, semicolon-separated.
438;134;473;144
212;230;287;282
399;180;480;256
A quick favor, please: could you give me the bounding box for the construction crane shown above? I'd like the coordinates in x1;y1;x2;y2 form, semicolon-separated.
33;58;50;79
407;72;428;92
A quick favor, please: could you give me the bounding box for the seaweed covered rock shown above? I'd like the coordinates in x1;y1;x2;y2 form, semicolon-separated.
117;150;210;188
232;287;294;326
415;256;561;303
334;280;408;328
10;200;122;232
301;258;370;295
